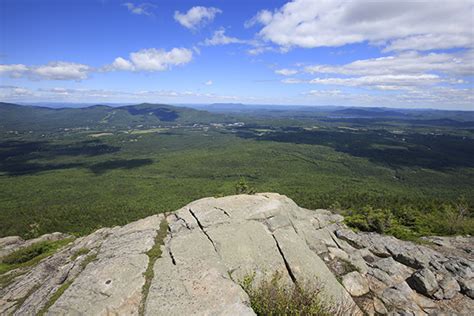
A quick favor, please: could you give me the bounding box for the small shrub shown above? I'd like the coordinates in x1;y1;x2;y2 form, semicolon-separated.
0;238;74;275
2;242;52;265
345;207;394;234
241;272;348;316
235;177;255;195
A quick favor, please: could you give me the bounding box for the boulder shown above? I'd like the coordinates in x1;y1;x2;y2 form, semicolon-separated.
407;268;440;297
458;278;474;299
341;271;369;296
437;275;460;299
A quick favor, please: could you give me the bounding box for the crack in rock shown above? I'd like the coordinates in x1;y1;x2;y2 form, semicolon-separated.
214;207;231;218
188;209;218;254
271;234;297;285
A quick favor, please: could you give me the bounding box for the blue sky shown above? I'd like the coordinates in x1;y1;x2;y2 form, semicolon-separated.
0;0;473;109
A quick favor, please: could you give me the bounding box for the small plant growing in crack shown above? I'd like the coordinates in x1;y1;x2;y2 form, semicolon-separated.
37;281;73;316
139;217;169;316
70;247;90;261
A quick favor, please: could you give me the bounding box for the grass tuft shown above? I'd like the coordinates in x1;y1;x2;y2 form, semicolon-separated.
0;238;74;275
79;252;98;270
37;280;73;316
70;247;90;261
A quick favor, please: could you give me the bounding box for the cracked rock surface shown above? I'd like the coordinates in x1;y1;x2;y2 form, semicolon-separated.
1;193;473;315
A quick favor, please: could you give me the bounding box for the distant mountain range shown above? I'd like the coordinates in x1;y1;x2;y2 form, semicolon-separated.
0;102;228;132
1;102;473;132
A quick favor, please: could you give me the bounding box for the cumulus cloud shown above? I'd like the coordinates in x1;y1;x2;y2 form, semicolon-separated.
174;6;221;30
305;50;474;77
109;48;193;72
0;64;29;78
202;28;247;46
122;2;156;16
204;80;213;86
281;50;474;91
33;62;91;80
111;57;135;71
275;68;298;76
0;48;194;80
251;0;474;51
0;62;91;80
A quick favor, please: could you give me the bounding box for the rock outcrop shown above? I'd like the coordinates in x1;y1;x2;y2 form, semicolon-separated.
1;193;473;315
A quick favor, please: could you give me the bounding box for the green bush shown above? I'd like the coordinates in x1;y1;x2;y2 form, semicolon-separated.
2;242;52;265
235;177;255;195
345;206;394;234
241;272;350;316
0;238;73;275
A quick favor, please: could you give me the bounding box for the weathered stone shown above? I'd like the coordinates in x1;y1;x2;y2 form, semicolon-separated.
341;271;369;296
2;193;473;315
438;275;460;299
458;278;474;298
373;296;388;314
328;247;349;261
407;268;439;297
372;257;414;285
47;215;163;315
145;222;254;315
381;282;425;314
272;227;354;306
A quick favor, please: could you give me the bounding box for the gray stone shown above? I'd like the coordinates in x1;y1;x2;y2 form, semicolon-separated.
458;278;474;298
341;271;369;296
381;282;425;314
373;297;388;314
438;275;460;299
407;268;439;297
47;215;163;315
373;257;414;283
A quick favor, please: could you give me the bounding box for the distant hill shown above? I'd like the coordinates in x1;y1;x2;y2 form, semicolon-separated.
332;107;408;118
0;102;230;132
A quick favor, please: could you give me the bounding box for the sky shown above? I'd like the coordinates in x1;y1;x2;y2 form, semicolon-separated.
0;0;473;109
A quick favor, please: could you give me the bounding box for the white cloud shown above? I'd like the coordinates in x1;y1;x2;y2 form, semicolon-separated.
302;86;474;109
305;51;474;77
385;34;474;52
281;50;474;91
0;62;91;80
0;64;29;78
252;0;474;51
174;6;221;30
122;2;156;16
0;48;193;80
111;48;193;72
247;45;275;55
309;74;443;89
275;68;298;76
111;57;135;71
204;80;213;86
32;62;91;80
202;28;247;46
